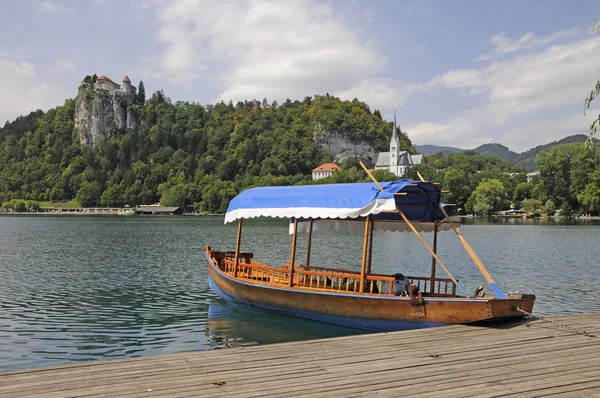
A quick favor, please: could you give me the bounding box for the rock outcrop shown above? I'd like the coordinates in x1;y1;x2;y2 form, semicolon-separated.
315;131;377;165
74;84;138;147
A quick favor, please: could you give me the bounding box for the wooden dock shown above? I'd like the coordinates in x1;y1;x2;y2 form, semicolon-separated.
2;313;600;397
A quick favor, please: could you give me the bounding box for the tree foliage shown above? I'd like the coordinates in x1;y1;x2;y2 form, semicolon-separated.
0;93;412;213
584;19;600;143
467;179;507;216
137;81;146;105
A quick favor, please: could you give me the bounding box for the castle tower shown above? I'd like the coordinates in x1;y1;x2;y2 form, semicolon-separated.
121;75;137;102
389;111;400;175
122;75;132;95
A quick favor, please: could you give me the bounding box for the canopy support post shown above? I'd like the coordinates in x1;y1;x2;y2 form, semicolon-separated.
360;216;370;293
233;218;243;277
305;219;313;268
398;211;469;298
430;222;438;290
288;218;299;287
438;204;505;298
367;220;374;274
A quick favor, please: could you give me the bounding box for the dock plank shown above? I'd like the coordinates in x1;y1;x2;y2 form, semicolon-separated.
1;313;599;397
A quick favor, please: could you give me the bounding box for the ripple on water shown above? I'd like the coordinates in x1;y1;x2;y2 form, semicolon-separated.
1;216;599;371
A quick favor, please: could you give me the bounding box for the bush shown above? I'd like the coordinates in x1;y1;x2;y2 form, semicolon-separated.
14;200;26;212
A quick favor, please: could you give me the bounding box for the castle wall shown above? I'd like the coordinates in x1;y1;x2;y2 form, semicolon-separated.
95;80;120;92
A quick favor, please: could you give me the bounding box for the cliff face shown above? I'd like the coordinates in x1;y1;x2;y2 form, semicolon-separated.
74;85;138;147
315;131;377;165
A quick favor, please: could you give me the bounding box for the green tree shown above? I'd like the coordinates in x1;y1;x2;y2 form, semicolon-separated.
159;182;199;210
137;81;146;105
513;182;535;204
543;199;556;216
558;201;574;218
584;20;600;141
371;169;398;182
199;178;237;213
521;198;543;215
14;200;26;212
535;146;575;206
442;168;470;211
76;181;101;207
578;169;600;213
468;179;507;216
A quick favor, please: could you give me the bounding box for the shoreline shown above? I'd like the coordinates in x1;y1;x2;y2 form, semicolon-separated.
1;211;599;220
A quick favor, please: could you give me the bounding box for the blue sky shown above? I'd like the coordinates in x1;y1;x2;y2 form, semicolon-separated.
1;0;599;152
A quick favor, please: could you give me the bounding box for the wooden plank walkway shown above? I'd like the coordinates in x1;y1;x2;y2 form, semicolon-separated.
1;313;600;398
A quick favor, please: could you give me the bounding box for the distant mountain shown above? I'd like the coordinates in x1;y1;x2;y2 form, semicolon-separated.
416;134;597;172
414;144;463;156
471;143;519;163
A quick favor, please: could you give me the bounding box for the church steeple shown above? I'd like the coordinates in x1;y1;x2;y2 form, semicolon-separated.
392;110;398;141
390;110;400;165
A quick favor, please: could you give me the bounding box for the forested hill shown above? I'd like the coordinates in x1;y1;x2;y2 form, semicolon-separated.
416;135;598;171
0;92;414;212
513;135;598;171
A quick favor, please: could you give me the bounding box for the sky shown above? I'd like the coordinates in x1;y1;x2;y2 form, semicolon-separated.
1;0;599;152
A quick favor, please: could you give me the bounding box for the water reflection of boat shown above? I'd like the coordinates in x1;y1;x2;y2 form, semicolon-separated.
206;177;535;332
205;300;364;348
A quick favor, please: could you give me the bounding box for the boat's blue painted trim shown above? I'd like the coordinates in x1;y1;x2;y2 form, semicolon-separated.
207;271;447;332
204;252;487;304
490;282;505;299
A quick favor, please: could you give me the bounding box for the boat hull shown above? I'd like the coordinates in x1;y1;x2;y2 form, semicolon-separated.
205;253;535;332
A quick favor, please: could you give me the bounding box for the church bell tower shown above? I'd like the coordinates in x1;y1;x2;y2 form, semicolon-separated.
390;111;400;175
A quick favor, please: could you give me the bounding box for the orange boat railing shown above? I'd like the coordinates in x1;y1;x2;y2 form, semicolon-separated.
208;247;457;297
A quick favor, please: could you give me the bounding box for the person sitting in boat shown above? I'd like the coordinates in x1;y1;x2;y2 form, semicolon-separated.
392;273;410;296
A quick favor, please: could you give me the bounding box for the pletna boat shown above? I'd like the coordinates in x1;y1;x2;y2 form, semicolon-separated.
206;175;535;332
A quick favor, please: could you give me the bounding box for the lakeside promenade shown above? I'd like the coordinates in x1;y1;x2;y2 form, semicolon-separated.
1;313;599;397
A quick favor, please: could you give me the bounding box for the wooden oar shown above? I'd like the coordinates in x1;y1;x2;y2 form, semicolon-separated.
412;170;506;298
438;204;505;298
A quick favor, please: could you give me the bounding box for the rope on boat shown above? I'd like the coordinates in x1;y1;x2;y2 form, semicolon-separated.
517;308;596;338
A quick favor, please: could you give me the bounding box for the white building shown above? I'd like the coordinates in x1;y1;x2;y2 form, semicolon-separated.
94;75;137;102
526;170;540;182
374;112;422;177
312;162;342;180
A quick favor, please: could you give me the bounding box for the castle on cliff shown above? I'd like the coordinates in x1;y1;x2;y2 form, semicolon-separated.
94;75;137;102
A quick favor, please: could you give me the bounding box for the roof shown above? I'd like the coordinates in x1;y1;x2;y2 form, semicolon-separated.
376;151;410;166
375;152;389;166
96;75;119;86
312;162;341;172
224;180;454;230
412;155;424;165
122;75;131;82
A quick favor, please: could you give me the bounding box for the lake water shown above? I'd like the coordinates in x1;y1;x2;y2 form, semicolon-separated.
1;215;599;371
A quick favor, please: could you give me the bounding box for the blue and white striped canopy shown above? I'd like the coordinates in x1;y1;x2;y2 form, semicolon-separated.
224;180;453;226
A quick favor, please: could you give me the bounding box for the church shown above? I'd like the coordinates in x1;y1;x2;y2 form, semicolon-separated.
374;112;422;177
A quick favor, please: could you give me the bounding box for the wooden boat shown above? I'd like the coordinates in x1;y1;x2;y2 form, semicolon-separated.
206;175;535;332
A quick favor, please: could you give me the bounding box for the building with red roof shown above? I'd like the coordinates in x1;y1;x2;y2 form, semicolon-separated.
93;75;137;102
312;162;342;180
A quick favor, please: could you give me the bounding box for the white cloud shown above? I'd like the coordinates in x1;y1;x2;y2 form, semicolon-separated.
408;35;600;149
334;79;415;112
477;29;578;61
53;58;78;73
496;112;597;152
0;57;71;125
38;1;74;14
146;0;384;103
